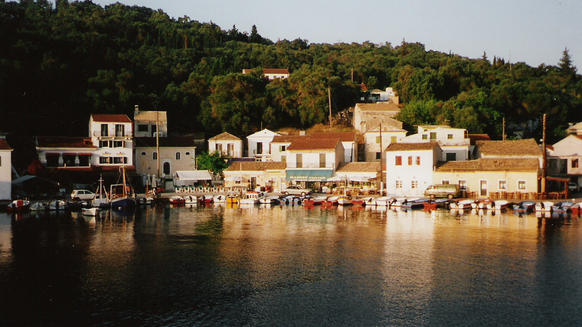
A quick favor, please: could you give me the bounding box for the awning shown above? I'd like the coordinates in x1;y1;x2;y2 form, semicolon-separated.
174;170;212;181
224;176;243;182
286;169;333;181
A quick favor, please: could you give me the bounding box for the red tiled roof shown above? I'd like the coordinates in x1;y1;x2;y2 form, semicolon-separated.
0;139;12;150
225;161;286;171
309;132;356;142
476;139;542;156
287;138;340;151
91;114;132;123
385;142;438;152
436;158;539;172
272;135;307;143
468;134;491;145
36;136;96;149
209;132;241;141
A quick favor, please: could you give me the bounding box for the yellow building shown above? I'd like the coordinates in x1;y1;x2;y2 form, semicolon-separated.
433;158;539;199
223;161;286;192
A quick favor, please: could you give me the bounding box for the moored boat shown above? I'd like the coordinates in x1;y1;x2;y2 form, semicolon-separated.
184;195;197;204
450;199;474;210
81;207;98;216
48;199;67;211
7;199;30;212
513;201;536;214
109;166;136;210
535;201;553;213
337;196;352;206
240;192;260;205
169;195;185;205
213;194;226;203
323;196;339;206
30;201;46;211
92;175;110;208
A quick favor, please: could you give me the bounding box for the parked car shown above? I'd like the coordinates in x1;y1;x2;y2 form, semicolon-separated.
569;182;579;192
70;189;95;200
283;185;312;196
424;184;460;199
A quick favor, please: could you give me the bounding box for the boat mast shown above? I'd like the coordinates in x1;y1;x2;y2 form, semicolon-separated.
122;165;127;197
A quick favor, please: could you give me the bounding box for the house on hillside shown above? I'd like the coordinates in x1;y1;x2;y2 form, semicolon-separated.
223;161;286;192
368;87;400;104
567;122;582;135
242;68;290;80
352;102;402;133
384;143;441;196
36;136;97;170
208;132;243;158
285;137;344;187
247;129;280;161
401;125;471;161
89;114;134;170
0;139;13;200
309;132;358;163
133;105;167;138
362;125;407;162
434;158;539;198
548;134;582;188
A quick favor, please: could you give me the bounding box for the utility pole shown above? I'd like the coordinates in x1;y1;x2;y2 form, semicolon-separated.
328;87;332;128
156;110;160;181
502;117;506;141
541;114;547;195
379;122;383;195
351;68;354;83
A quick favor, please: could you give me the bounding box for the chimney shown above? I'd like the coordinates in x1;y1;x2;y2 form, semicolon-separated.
134;105;139;117
299;130;306;136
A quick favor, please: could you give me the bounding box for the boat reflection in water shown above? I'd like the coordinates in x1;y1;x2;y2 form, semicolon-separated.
0;205;580;326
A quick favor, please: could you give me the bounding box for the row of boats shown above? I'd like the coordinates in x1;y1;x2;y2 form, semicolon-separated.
167;192;582;216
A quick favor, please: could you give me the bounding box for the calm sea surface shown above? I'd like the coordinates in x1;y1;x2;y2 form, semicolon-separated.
1;205;582;326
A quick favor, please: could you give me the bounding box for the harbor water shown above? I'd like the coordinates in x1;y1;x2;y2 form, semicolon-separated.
1;205;582;326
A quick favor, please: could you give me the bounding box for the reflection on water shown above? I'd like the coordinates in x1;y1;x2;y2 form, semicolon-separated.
1;206;582;326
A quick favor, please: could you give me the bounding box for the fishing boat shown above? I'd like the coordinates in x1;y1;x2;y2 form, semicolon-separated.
29;201;46;211
92;175;110;208
513;201;536;214
281;195;300;205
401;199;425;210
109;166;136;210
351;198;365;206
7;199;30;212
552;201;574;214
226;194;239;205
374;197;391;207
337;196;352;206
240;192;260;205
48;199;67;211
450;199;474;210
361;197;376;206
82;207;98;216
169;195;185;205
323;195;339;206
200;194;214;205
184;195;197;204
259;196;280;204
535;201;553;213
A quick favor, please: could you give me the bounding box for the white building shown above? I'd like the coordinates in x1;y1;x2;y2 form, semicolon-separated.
285;137;344;185
36;136;97;170
89;114;134;169
133;105;167;138
0;139;13;200
270;135;300;163
567;122;582;136
242;68;290;80
369;87;399;104
549;134;582;186
385;142;441;196
208;132;243;157
309;132;358;163
363;126;408;162
401;125;470;161
247;129;280;161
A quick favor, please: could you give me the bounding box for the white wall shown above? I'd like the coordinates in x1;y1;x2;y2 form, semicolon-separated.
89;120;134;167
385;148;439;196
364;131;407;161
208;140;243;157
552;135;582;176
0;150;11;200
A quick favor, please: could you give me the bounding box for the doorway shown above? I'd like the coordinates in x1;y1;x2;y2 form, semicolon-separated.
480;180;488;196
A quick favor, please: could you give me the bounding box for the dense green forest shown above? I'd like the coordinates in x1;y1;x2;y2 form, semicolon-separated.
1;0;581;143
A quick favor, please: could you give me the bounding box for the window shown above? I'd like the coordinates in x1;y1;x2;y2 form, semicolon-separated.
216;144;222;153
113;141;124;148
137;124;148;132
280;145;286;152
498;180;507;190
185;152;190;156
376;136;381;144
408;156;413;165
430;132;437;140
442;180;449;185
227;143;234;156
396;180;402;189
257;143;263;155
176;152;181;160
376;152;381;160
141;152;146;156
296;154;303;168
153;152;157;160
411;180;418;189
447;134;453;140
99;157;110;164
100;124;108;136
395;156;402;166
113;157;123;164
320;153;326;168
99;141;109;148
115;124;125;137
518;181;526;190
391;136;397;143
573;159;579;168
422;134;428;140
416;156;421;165
446;153;457;161
163;162;170;175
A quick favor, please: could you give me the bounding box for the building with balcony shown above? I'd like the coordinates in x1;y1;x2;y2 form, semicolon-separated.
401;125;471;161
247;129;280;161
36;136;97;171
285;137;344;185
133;105;168;138
89;114;134;170
208;132;243;157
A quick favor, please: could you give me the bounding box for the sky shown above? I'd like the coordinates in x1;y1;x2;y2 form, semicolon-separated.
92;0;582;69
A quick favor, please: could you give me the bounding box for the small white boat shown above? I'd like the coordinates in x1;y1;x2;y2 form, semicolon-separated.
535;201;553;213
30;201;46;211
184;195;197;204
82;207;98;216
213;195;226;203
259;196;280;204
337;196;352;206
374;197;391;206
240;192;260;205
169;195;185;205
450;199;474;209
493;200;510;210
48;200;67;211
361;197;376;206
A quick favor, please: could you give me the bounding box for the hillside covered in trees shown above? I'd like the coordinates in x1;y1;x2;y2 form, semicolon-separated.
1;0;581;143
